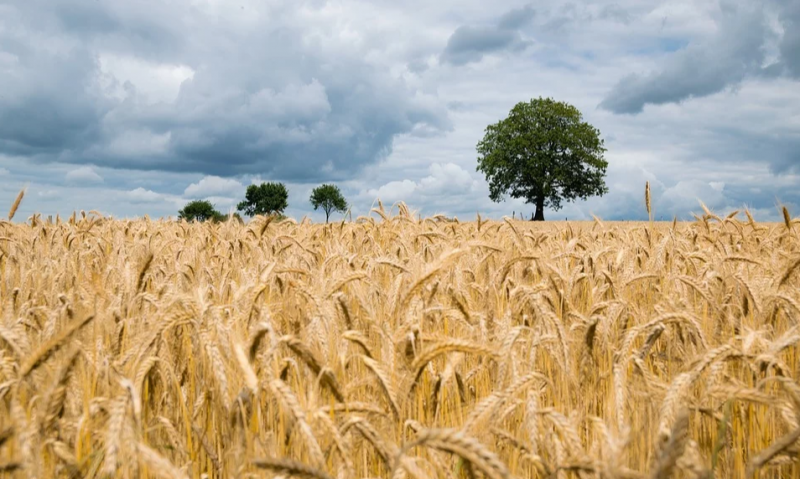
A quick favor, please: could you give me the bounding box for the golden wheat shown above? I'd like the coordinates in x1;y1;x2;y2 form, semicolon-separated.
0;202;798;478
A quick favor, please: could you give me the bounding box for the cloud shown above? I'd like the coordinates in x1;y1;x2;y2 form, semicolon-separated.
599;0;800;114
661;179;728;212
0;0;451;180
598;4;632;25
600;1;768;114
0;168;8;176
497;4;536;30
126;187;166;203
366;180;418;205
778;1;800;77
365;162;483;210
184;175;244;198
65;166;104;184
98;54;194;104
203;196;238;211
37;189;59;199
440;5;534;66
1;0;799;224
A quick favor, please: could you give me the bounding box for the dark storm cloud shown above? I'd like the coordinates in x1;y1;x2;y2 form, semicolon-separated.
778;0;800;77
706;128;800;175
599;1;768;114
597;4;632;25
53;2;121;35
0;0;451;181
600;0;800;114
497;4;536;30
440;5;534;66
0;42;110;156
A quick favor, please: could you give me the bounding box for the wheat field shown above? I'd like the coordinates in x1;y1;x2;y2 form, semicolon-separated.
1;202;799;479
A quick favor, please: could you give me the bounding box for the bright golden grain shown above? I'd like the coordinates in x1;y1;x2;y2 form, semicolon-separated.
0;207;799;478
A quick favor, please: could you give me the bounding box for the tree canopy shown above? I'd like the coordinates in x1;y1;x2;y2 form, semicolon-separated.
237;182;289;217
310;184;348;223
476;97;608;221
178;200;224;222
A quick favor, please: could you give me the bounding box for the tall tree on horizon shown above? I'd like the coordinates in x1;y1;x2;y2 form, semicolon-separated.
476;97;608;221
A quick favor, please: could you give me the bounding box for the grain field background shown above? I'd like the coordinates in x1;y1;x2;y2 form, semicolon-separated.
1;202;799;478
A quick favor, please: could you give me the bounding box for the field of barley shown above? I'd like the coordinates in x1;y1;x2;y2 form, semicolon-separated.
1;203;799;479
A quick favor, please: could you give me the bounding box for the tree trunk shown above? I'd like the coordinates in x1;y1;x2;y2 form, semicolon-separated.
533;196;545;221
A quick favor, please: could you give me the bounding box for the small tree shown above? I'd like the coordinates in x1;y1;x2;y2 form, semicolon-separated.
476;97;608;221
178;200;222;222
237;182;289;217
309;184;348;223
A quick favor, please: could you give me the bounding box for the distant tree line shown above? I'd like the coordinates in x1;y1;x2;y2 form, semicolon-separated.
179;96;608;223
178;182;348;223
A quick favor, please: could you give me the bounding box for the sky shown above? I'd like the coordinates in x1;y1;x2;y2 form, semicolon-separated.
0;0;798;222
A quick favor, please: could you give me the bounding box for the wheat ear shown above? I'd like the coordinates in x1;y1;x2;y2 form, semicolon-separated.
252;457;334;479
268;378;326;467
649;408;690;479
7;187;24;221
396;427;510;479
248;322;272;362
135;252;154;292
778;256;800;287
356;354;400;418
782;205;792;231
136;442;190;479
411;338;497;383
745;424;800;478
0;427;13;447
20;315;95;379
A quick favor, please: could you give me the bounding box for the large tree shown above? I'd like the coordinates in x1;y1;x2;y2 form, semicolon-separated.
476;97;608;221
237;182;289;217
309;184;348;223
178;200;224;222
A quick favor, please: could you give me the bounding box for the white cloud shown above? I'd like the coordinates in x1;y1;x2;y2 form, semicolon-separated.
204;196;238;211
0;168;8;176
98;54;195;104
366;180;418;205
37;189;59;199
126;187;165;203
418;162;481;196
661;180;728;212
363;162;485;213
65;166;104;185
101;130;172;158
184;176;244;198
